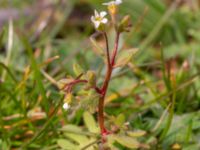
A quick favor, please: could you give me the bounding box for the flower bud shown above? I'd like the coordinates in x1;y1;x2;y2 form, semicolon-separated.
108;4;118;16
87;70;96;86
63;93;74;110
118;15;132;32
103;0;122;15
64;93;73;104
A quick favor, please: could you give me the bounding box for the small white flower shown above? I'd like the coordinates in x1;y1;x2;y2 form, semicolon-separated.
91;10;108;29
63;102;70;110
103;0;122;6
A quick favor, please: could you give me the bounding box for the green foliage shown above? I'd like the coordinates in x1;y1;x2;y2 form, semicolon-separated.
114;48;138;68
57;139;79;150
80;90;100;114
73;63;84;77
0;28;5;48
0;0;200;149
108;134;140;149
83;111;99;133
57;114;98;150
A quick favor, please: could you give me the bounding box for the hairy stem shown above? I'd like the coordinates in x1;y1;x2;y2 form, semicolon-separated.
98;68;112;135
98;31;120;138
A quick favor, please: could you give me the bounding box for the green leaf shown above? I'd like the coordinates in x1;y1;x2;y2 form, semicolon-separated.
107;135;117;149
113;135;140;149
161;112;200;147
64;133;89;147
80;90;100;114
183;144;200;150
57;139;79;150
114;48;138;68
83;111;99;133
114;113;125;127
62;124;83;133
90;36;105;57
73;63;84;76
86;70;96;87
0;28;5;48
127;130;146;137
61;125;97;149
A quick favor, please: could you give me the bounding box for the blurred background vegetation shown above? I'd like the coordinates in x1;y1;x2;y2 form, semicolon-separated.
0;0;200;149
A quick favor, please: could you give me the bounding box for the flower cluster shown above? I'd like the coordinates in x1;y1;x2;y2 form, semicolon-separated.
91;0;123;31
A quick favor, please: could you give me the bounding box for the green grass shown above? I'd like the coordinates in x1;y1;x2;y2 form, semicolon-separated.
0;0;200;149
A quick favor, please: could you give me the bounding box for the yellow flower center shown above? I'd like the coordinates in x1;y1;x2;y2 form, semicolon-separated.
95;16;103;22
108;4;117;15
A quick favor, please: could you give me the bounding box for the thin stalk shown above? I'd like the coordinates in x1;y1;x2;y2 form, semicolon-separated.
98;31;120;138
2;19;13;81
0;62;17;83
98;68;112;135
61;79;101;94
103;32;111;68
159;79;176;140
111;32;120;66
185;117;193;143
160;45;171;91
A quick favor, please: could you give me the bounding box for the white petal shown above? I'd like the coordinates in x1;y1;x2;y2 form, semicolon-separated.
63;103;70;110
115;0;122;5
102;1;114;6
101;18;108;24
94;10;99;17
94;21;100;28
91;16;95;22
100;11;107;17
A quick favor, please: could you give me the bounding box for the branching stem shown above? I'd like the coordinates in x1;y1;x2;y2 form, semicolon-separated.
98;31;120;140
63;79;101;94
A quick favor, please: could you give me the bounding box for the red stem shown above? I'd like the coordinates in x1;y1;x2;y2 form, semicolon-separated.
98;31;120;138
69;79;87;85
63;79;101;94
111;32;120;66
